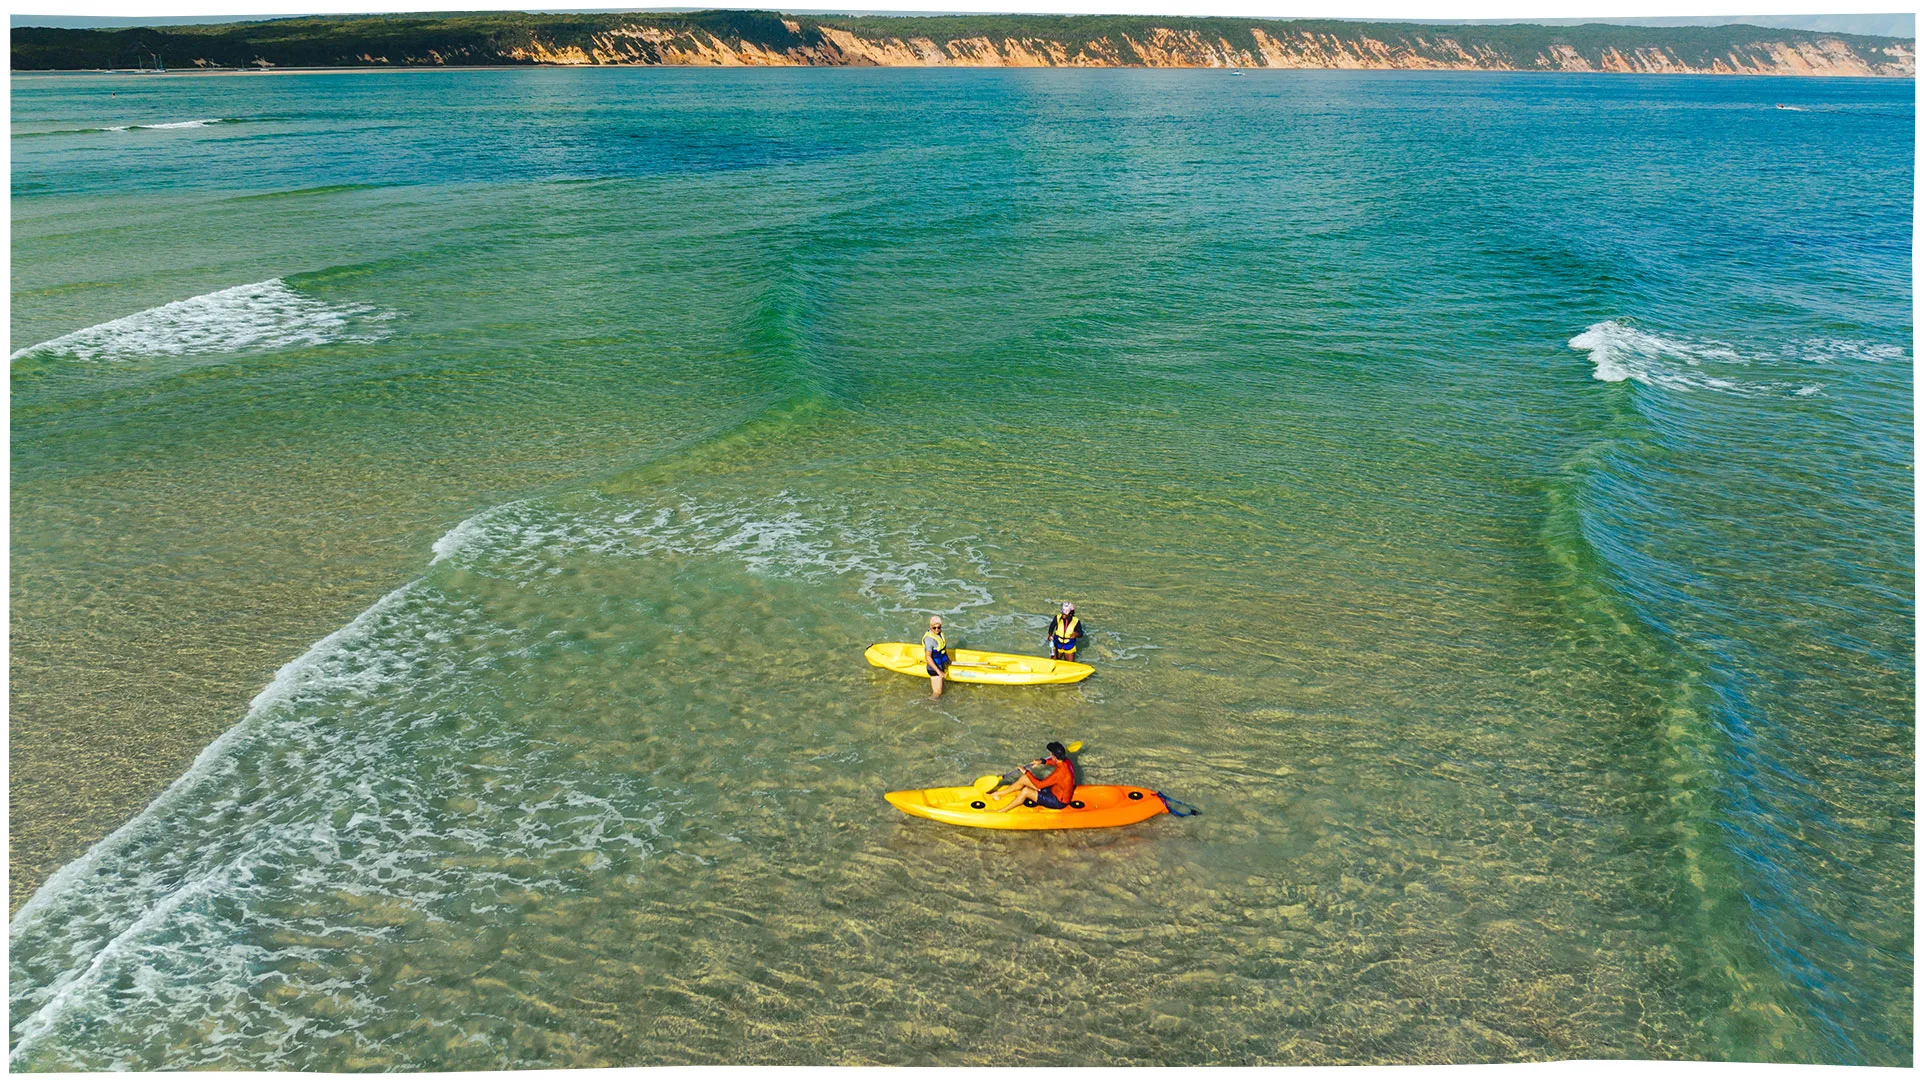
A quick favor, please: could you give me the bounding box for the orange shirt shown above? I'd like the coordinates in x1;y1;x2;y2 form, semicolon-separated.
1029;758;1076;801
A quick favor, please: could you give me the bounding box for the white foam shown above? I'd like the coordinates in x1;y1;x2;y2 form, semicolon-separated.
1569;321;1847;397
8;868;233;1061
8;493;1014;1066
428;500;528;565
9;556;673;1067
6;501;503;1066
103;118;233;131
10;278;393;364
8;576;417;932
1791;338;1908;365
5;577;426;1064
438;492;1001;617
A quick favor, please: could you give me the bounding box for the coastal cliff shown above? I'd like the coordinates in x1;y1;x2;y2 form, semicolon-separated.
12;11;1916;77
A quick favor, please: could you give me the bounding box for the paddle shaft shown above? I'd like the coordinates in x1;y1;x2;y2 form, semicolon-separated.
989;740;1085;787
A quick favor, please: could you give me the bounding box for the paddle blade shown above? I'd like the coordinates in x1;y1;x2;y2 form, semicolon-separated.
973;774;1002;792
1065;740;1084;753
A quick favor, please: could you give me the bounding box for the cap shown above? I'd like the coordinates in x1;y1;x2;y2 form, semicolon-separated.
1061;602;1075;614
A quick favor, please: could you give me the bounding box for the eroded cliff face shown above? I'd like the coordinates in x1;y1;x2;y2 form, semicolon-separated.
481;22;1915;76
24;15;1909;77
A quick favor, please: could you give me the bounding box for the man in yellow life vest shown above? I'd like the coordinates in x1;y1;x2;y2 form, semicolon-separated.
923;615;951;698
1046;602;1085;662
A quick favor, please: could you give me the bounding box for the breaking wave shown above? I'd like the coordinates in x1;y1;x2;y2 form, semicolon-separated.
16;118;242;137
1559;315;1914;1061
10;279;394;364
433;491;1002;618
1568;320;1832;397
7;487;1053;1068
109;117;237;131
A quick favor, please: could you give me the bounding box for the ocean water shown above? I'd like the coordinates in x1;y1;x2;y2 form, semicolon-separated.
8;68;1912;1067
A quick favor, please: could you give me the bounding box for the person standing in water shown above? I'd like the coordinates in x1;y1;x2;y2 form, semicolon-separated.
923;615;951;698
1046;602;1085;662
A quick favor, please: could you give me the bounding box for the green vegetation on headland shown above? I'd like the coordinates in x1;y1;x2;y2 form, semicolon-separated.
11;10;1915;76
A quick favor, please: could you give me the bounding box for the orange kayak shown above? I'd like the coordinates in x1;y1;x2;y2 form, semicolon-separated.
883;783;1171;830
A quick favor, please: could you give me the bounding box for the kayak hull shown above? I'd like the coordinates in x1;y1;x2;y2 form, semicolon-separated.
864;642;1094;685
884;784;1169;830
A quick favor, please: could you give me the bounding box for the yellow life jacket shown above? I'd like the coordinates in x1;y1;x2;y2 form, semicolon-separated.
1051;614;1081;647
922;630;949;666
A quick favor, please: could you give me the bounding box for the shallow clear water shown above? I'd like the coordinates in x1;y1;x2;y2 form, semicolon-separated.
9;67;1912;1067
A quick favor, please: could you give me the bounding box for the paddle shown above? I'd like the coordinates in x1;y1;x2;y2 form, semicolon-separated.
973;741;1084;792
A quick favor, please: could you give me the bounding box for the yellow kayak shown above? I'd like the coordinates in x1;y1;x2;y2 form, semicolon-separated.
885;784;1169;830
864;642;1093;685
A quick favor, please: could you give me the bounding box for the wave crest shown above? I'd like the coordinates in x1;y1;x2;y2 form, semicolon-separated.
435;491;1001;617
106;117;237;131
11;279;394;364
16;118;241;138
1569;320;1831;397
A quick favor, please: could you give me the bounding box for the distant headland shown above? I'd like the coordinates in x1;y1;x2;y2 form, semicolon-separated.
11;10;1916;77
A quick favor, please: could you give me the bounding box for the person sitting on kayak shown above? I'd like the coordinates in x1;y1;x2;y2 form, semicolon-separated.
924;615;951;699
995;741;1076;810
1046;602;1085;662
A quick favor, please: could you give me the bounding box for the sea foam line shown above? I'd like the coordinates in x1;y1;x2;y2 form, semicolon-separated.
16;118;239;137
10;278;392;364
105;118;235;131
10;572;426;927
437;492;1002;618
1569;320;1823;397
10;490;1016;1064
15;487;998;939
8;870;232;1064
6;578;424;1063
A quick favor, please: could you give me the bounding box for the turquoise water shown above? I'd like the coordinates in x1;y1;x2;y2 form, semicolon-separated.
9;68;1912;1067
